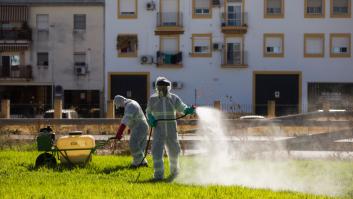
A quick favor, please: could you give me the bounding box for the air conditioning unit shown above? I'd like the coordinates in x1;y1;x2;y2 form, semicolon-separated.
140;55;154;64
75;65;87;76
213;43;223;51
172;81;183;89
146;1;156;11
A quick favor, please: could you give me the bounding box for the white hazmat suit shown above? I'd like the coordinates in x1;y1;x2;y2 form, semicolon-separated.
146;77;188;180
114;95;148;166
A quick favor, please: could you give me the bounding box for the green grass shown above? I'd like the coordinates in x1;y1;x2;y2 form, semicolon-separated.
0;150;351;199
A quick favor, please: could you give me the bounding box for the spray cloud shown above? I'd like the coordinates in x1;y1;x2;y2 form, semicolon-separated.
178;107;346;196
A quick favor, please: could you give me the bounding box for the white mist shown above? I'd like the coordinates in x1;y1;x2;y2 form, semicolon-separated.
178;107;344;196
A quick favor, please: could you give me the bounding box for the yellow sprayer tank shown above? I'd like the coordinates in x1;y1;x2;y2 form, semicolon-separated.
56;132;95;164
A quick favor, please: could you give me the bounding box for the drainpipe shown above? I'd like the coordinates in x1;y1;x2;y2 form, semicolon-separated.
101;3;106;118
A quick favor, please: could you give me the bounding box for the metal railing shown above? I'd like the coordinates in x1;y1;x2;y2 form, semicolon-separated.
333;7;349;14
222;50;248;66
0;29;32;40
266;7;282;14
307;7;322;14
156;12;183;27
156;51;182;65
0;65;32;79
221;12;247;27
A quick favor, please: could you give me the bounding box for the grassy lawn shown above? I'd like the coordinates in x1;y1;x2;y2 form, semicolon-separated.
0;150;352;199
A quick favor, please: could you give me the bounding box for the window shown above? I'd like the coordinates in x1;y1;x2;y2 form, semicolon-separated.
264;0;284;18
118;0;138;19
330;33;351;57
192;0;211;18
36;14;49;31
305;0;325;17
117;34;138;57
74;52;86;66
304;34;325;57
37;52;49;66
74;14;86;30
222;35;246;67
10;55;20;66
191;34;212;57
224;0;244;26
264;33;284;57
331;0;351;18
158;35;182;66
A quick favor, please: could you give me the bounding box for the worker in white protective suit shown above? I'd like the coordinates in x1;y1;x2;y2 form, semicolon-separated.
146;77;195;181
110;95;148;168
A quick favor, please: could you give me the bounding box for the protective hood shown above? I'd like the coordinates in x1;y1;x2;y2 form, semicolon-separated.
114;95;127;108
155;76;171;92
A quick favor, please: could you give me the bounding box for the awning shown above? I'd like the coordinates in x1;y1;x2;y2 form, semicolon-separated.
0;43;29;52
0;5;29;22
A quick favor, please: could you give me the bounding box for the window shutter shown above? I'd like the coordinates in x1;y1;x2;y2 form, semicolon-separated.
120;0;135;13
74;53;86;65
306;38;323;54
162;0;178;12
36;14;49;30
308;0;322;7
333;37;349;48
268;0;281;8
194;37;210;47
195;0;209;8
162;37;178;53
333;0;348;7
266;37;282;47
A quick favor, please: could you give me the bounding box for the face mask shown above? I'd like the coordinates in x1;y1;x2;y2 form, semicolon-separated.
157;86;168;97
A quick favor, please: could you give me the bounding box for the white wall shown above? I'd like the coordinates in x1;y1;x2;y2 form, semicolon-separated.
105;0;353;112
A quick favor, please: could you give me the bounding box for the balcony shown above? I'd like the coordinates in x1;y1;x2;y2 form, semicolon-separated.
0;29;32;41
0;65;33;80
222;51;248;68
221;12;247;34
155;12;184;35
0;29;32;51
156;51;182;67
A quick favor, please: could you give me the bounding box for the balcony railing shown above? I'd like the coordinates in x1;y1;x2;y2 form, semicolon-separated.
156;51;182;66
307;7;322;14
0;29;32;41
221;12;247;27
222;51;248;67
156;12;183;27
333;7;349;14
221;12;247;34
0;65;32;79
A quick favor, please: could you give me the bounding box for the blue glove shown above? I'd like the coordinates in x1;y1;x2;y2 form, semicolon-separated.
147;114;157;128
184;106;196;115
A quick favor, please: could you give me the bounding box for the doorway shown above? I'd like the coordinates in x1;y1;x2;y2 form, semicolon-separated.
254;72;301;116
109;72;150;115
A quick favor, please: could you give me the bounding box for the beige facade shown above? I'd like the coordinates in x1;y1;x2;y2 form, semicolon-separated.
29;5;104;90
0;1;104;118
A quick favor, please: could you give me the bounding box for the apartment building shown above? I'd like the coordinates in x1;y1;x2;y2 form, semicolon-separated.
0;0;104;117
105;0;352;116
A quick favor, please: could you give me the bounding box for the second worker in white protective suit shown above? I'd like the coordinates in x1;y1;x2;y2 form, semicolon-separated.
146;77;195;181
111;95;149;168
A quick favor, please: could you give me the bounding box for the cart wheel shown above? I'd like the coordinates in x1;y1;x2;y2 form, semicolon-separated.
35;153;57;168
